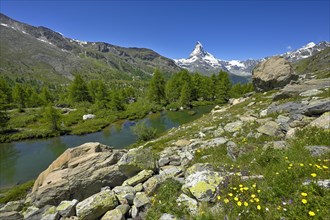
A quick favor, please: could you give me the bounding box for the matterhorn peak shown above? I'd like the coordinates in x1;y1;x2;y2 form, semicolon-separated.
190;41;207;57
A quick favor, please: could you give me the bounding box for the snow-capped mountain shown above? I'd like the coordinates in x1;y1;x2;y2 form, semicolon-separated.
175;41;330;78
175;42;228;75
175;42;260;77
282;41;330;62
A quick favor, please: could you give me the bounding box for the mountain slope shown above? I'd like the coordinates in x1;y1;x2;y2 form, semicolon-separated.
0;13;181;84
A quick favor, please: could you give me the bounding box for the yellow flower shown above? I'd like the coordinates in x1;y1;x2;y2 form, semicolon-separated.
324;159;329;162
277;206;282;210
240;188;244;192
239;184;243;187
252;183;256;188
285;156;288;160
276;172;279;175
197;149;201;153
224;198;229;204
251;194;256;198
257;205;261;210
257;189;261;193
301;192;307;197
237;201;242;206
302;199;307;204
250;199;254;203
254;198;260;202
308;211;316;216
311;173;317;178
288;167;292;169
234;197;239;201
300;163;304;167
243;187;249;191
289;163;293;167
228;193;233;197
323;165;329;169
244;202;248;207
217;195;221;200
309;163;313;166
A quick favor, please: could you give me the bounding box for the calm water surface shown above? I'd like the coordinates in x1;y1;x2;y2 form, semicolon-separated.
0;105;213;188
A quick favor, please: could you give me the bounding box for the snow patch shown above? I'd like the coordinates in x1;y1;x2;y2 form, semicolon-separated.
71;39;88;46
228;60;245;68
37;37;54;46
0;23;9;27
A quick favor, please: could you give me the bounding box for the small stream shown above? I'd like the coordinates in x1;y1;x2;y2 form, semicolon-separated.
0;105;213;188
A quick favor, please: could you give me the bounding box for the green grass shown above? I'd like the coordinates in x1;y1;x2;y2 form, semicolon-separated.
0;180;34;204
146;179;188;220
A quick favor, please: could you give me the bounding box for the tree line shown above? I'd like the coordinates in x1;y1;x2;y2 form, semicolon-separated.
0;70;253;132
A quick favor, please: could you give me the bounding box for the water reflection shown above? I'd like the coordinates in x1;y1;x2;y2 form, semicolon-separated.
0;143;18;187
0;105;213;188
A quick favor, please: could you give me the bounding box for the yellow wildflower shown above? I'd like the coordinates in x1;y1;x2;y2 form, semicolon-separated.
300;163;304;167
237;201;242;206
244;202;248;207
285;156;288;160
228;193;233;197
197;149;201;153
224;198;229;203
308;211;315;216
239;184;243;187
301;192;307;197
257;205;261;210
309;163;313;166
289;163;293;167
254;198;260;202
217;195;221;200
324;159;329;162
250;199;254;203
234;197;239;201
257;189;261;193
302;199;307;204
323;165;328;169
243;187;249;191
252;183;256;188
311;173;317;178
276;172;279;175
251;194;256;198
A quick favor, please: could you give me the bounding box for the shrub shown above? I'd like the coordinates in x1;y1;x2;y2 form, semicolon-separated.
131;121;157;141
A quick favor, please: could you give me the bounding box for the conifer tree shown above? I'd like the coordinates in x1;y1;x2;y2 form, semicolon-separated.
147;69;166;104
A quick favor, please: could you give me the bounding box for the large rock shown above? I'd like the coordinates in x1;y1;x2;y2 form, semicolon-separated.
112;186;136;204
122;169;153;186
0;211;23;220
28;142;127;207
56;199;78;217
308;112;330;129
117;147;157;178
224;121;243;133
133;192;150;208
0;200;24;212
257;121;282;136
101;209;124;220
182;170;223;202
176;193;198;215
252;56;298;92
76;190;118;220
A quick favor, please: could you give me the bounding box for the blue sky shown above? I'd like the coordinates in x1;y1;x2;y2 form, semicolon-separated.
1;1;329;60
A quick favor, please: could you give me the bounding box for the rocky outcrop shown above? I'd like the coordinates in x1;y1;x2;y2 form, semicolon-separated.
252;56;298;92
76;190;118;220
27;142;127;207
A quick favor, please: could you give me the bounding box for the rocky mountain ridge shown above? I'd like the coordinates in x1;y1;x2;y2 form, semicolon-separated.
175;41;330;79
0;13;181;83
